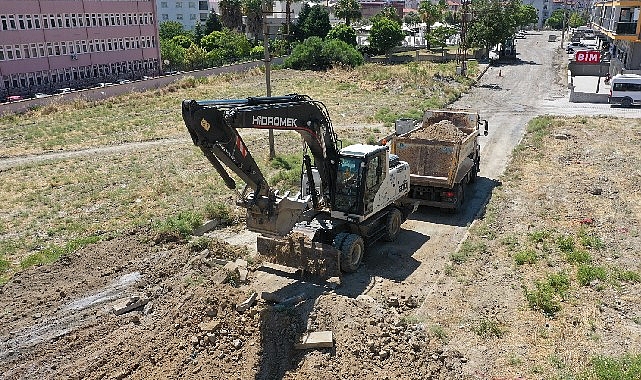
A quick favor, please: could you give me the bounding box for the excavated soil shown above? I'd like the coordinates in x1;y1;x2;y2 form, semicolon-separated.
408;120;465;142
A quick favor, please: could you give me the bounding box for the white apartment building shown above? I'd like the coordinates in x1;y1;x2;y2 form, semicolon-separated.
157;0;210;30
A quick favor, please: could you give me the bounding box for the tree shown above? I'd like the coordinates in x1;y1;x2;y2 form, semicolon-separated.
194;22;205;45
185;44;207;70
568;11;588;28
242;0;263;44
418;0;445;49
404;11;421;26
428;24;457;55
369;17;405;56
160;39;186;70
372;6;402;26
327;23;358;46
334;0;362;26
292;2;311;41
284;36;363;70
171;35;193;49
159;21;186;40
204;11;223;34
467;0;518;56
299;5;331;40
515;4;539;29
200;29;251;62
545;9;565;30
219;0;243;31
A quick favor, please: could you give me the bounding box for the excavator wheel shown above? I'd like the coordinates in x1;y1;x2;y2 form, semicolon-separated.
338;233;364;273
384;208;402;242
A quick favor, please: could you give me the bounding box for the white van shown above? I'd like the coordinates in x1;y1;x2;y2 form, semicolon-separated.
609;74;641;107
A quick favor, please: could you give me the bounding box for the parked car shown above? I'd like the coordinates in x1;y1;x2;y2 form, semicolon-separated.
116;79;131;84
54;88;74;95
566;42;587;54
6;95;24;102
96;82;114;88
34;93;51;98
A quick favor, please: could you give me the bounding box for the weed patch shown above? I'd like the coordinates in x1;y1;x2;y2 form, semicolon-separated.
576;354;641;380
474;318;506;338
514;249;538;265
20;235;101;270
523;272;570;317
451;240;486;264
154;211;203;242
577;264;607;286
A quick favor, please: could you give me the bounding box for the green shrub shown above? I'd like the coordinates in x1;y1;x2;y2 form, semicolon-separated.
514;249;538;265
611;268;641;284
577;264;607;286
327;24;357;46
284;36;363;71
565;249;592;264
250;45;264;60
474;318;506;338
204;201;233;225
527;229;551;243
524;272;570;317
154;211;203;240
269;154;302;191
556;234;575;253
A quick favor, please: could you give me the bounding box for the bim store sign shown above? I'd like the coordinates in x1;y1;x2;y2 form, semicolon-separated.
575;50;601;64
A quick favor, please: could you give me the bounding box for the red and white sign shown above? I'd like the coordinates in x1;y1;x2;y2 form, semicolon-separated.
575;50;601;64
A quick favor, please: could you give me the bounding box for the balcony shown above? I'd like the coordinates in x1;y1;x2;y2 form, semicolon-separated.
615;21;637;35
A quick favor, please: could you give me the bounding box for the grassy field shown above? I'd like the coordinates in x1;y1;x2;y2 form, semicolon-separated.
0;61;479;283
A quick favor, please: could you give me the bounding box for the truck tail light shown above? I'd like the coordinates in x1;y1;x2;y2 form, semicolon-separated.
442;191;456;198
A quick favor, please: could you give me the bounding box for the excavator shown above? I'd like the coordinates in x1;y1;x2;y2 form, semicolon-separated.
181;94;415;277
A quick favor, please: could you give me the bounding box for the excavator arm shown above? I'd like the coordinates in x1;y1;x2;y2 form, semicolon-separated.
181;94;341;236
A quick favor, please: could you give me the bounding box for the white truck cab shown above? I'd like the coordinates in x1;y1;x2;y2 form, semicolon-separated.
609;74;641;107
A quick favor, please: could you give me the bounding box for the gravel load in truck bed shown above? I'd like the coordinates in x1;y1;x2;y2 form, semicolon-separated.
406;119;466;142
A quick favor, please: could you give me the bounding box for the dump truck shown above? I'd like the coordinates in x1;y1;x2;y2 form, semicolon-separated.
390;110;488;211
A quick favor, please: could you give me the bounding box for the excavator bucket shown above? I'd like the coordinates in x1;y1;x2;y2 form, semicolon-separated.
256;232;342;279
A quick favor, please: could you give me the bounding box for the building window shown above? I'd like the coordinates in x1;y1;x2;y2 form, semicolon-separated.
161;1;168;8
1;15;7;31
176;14;183;20
190;14;197;20
189;2;196;8
200;13;208;21
199;1;208;11
162;14;169;20
176;2;183;8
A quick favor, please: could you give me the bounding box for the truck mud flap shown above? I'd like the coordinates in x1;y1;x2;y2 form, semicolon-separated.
256;234;342;279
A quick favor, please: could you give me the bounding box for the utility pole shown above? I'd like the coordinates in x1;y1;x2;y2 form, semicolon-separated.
457;0;471;76
263;0;275;160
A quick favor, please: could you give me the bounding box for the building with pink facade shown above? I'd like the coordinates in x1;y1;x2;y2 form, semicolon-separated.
0;0;161;99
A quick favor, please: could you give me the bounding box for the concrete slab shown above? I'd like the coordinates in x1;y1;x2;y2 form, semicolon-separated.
295;331;334;349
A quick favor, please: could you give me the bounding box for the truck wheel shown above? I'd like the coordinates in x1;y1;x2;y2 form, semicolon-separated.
339;234;364;273
622;97;633;107
384;208;402;242
332;232;349;251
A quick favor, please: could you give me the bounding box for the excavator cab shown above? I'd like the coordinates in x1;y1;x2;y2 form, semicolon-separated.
332;144;391;222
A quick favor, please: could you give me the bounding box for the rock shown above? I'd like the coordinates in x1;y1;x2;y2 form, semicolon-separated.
190;335;199;345
193;219;219;236
112;296;149;316
232;339;243;349
199;320;221;333
236;292;258;313
143;301;154;315
211;269;229;284
238;267;248;283
295;331;334;349
387;296;400;307
553;133;570;140
590;187;603;195
379;350;390;359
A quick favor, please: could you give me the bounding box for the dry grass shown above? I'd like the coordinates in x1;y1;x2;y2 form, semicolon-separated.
0;61;478;282
453;115;641;378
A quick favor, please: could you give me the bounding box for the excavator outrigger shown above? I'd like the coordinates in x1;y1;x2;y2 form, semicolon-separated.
181;94;415;277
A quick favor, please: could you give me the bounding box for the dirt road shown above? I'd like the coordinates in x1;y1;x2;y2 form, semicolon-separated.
2;31;639;380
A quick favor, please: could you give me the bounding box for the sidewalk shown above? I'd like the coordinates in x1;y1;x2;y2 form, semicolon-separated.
569;74;610;103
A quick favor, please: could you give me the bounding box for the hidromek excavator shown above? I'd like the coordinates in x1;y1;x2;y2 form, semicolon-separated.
181;94;415;277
